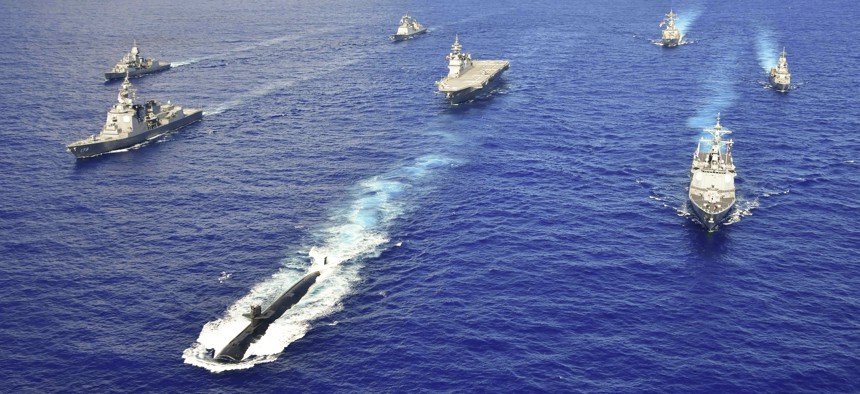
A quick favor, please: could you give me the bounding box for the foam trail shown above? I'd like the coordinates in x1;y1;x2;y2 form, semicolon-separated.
755;29;778;72
724;197;759;226
183;155;457;372
203;55;363;117
675;8;702;38
686;53;738;130
170;25;349;68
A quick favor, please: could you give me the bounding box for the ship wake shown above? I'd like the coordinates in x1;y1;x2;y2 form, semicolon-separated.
171;26;347;69
686;53;738;130
674;8;702;37
182;155;456;372
755;28;779;73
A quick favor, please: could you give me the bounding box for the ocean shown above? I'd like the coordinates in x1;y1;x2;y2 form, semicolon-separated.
1;0;858;392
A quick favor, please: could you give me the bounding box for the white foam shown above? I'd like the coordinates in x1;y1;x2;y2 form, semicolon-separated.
725;197;759;225
173;26;346;71
674;8;702;35
686;52;739;130
183;155;456;372
204;54;364;116
755;29;779;73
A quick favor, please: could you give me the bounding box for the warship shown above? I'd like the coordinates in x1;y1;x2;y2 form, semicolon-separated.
688;114;737;231
391;14;427;41
66;74;203;159
104;41;171;80
435;35;509;104
769;48;791;92
214;270;321;362
660;10;682;47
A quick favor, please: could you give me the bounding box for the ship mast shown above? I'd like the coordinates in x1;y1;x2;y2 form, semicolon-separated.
117;72;137;107
446;35;472;78
698;113;733;168
665;10;677;29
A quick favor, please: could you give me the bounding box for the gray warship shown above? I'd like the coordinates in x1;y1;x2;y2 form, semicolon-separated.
688;114;737;231
104;41;171;80
391;14;427;41
769;48;791;92
435;35;509;104
661;10;682;47
67;74;203;159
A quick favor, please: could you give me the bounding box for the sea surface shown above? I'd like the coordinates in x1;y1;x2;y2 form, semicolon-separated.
1;0;858;392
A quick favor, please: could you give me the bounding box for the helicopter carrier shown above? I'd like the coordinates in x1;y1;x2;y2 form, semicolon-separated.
435;35;509;104
67;75;202;159
688;114;737;231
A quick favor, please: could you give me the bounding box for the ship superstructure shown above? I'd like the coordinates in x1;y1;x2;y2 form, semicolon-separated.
688;114;737;231
769;47;791;92
67;74;202;158
104;41;171;80
661;10;682;47
392;14;427;41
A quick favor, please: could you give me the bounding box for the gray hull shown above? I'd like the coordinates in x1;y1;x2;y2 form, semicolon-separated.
67;110;202;158
662;38;680;47
770;79;789;92
104;62;171;80
392;28;427;41
689;200;733;231
446;72;506;104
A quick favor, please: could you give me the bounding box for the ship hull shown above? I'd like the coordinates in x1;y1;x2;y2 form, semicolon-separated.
770;78;790;92
391;28;427;41
104;62;171;80
67;110;202;159
215;271;321;362
662;38;680;47
442;64;509;104
688;199;734;231
446;75;504;104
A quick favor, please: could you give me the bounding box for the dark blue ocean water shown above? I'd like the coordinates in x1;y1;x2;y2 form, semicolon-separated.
1;0;859;392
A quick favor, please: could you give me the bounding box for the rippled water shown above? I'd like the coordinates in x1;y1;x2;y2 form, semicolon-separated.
1;0;858;392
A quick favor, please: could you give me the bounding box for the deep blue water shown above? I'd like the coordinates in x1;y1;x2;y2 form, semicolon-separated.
1;0;859;392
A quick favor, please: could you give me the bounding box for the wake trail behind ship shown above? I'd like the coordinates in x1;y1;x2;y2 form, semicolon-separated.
182;155;457;372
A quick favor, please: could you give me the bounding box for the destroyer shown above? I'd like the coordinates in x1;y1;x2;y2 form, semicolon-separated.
661;10;682;47
435;35;509;104
104;41;171;80
391;14;427;41
769;48;791;92
66;74;202;159
688;114;737;231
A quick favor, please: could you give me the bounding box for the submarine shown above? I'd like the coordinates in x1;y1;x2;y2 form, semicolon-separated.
214;270;321;362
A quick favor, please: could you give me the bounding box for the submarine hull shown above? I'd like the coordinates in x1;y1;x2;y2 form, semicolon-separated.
215;271;321;362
